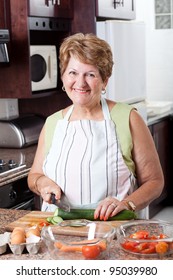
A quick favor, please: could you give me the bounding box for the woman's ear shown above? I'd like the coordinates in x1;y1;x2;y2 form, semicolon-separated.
104;78;109;88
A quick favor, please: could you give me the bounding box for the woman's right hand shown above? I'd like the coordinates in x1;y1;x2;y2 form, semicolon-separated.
33;174;62;204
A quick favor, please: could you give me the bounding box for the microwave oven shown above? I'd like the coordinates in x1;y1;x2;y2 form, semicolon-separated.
30;45;58;92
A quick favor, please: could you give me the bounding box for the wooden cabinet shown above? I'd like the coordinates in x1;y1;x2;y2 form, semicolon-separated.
0;0;96;110
148;118;171;218
96;0;136;20
0;0;6;28
0;1;31;98
0;0;10;28
0;0;71;99
28;0;73;19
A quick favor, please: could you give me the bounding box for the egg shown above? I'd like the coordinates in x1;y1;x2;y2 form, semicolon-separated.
26;226;40;238
10;232;26;245
12;227;25;233
11;227;25;236
10;227;26;245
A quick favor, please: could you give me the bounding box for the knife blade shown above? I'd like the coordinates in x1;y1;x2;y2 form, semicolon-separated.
51;192;70;212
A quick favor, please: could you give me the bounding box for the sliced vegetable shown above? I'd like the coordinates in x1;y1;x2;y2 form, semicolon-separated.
46;215;63;225
129;230;149;239
53;208;137;221
46;217;53;223
53;208;59;217
52;216;63;224
38;221;50;228
121;230;170;255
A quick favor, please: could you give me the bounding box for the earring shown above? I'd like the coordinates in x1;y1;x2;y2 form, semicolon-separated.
62;86;66;92
101;89;106;95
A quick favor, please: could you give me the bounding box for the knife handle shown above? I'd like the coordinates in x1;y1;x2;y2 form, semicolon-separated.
50;193;56;204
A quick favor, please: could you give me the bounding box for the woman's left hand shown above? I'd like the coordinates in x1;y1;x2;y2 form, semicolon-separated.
94;196;129;221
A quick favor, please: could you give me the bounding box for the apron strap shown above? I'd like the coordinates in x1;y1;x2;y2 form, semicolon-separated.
101;96;111;120
64;105;74;120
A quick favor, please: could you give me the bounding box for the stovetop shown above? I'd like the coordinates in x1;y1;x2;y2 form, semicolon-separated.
0;159;26;177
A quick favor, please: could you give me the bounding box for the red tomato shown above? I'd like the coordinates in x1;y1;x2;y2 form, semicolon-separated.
141;243;156;254
121;241;139;253
148;235;158;240
155;242;169;254
136;242;149;251
82;245;101;259
158;233;168;239
38;221;50;228
129;230;149;239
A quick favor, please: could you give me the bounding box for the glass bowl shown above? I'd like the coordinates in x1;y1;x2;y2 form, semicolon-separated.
41;220;116;260
116;220;173;258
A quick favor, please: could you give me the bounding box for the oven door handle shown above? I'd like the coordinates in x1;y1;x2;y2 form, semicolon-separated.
11;198;34;210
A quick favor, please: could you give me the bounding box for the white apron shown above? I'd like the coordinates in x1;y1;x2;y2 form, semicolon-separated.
42;97;140;214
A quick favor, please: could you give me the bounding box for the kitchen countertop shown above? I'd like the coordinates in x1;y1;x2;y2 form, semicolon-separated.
0;145;37;187
0;208;173;260
147;108;173;125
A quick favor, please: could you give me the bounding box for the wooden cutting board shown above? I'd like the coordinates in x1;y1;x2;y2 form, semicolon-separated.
5;210;129;236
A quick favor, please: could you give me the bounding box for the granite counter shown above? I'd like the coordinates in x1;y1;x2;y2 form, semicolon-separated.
0;208;173;260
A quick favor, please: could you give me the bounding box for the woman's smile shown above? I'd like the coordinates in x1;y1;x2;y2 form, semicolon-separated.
73;88;91;94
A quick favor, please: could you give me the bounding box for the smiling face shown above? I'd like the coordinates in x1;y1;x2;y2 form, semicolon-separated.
62;55;108;107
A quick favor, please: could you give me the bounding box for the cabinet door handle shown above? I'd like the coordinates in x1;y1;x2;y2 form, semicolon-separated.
45;0;61;6
52;0;60;5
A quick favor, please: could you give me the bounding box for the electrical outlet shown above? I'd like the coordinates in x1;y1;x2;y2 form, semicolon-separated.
0;99;19;120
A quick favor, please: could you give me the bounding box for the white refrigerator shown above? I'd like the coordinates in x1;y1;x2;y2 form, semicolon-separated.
96;20;146;105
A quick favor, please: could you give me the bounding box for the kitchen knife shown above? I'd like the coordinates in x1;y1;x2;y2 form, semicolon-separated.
51;192;70;212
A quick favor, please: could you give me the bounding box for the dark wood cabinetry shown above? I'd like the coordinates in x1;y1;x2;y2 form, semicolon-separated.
28;0;73;19
0;0;10;28
0;0;96;116
0;0;72;99
0;1;30;98
149;117;171;218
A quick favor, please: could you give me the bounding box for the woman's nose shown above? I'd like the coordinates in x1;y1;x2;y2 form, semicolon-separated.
76;74;87;87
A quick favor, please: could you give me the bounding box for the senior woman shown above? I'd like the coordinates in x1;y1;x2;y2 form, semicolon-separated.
28;33;164;220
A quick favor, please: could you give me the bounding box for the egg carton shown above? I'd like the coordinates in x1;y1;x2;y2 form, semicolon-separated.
0;231;41;255
0;232;10;255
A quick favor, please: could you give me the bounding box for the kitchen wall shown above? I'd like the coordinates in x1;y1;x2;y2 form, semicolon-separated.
135;0;173;102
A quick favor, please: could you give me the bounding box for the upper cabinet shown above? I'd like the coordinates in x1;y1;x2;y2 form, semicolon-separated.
0;0;10;29
0;1;134;100
96;0;136;20
0;0;72;98
28;0;73;19
0;1;31;98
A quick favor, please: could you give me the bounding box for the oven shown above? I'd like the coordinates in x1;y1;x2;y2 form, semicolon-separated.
0;157;35;210
0;177;35;210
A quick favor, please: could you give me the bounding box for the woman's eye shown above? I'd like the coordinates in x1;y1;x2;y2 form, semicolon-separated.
86;73;95;78
69;71;77;76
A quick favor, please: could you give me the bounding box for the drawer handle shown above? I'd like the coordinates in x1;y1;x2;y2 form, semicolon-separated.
45;0;60;6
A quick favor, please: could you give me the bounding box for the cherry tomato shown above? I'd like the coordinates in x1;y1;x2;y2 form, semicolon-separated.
148;235;158;240
121;241;139;253
38;221;50;228
155;242;169;254
136;242;149;251
158;233;168;239
129;230;149;239
140;243;156;254
82;245;101;259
